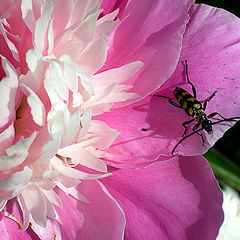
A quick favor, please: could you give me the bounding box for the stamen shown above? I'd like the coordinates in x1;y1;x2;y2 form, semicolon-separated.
63;156;79;168
56;154;79;168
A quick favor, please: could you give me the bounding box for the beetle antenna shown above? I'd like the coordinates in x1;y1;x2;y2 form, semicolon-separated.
172;127;204;155
172;117;240;155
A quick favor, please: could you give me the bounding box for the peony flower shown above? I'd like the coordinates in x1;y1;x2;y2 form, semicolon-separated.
0;0;239;239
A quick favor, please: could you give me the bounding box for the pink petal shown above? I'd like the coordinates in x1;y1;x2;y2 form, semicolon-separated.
56;180;125;240
98;3;240;162
30;219;62;240
0;199;40;240
101;0;194;106
0;0;11;18
52;0;72;38
154;4;240;155
100;0;118;14
96;95;172;167
100;0;128;19
101;156;223;240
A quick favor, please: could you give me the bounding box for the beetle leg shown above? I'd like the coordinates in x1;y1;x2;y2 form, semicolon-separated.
203;91;217;110
185;60;197;98
197;132;205;145
153;94;182;108
208;112;226;120
182;118;195;136
192;122;201;131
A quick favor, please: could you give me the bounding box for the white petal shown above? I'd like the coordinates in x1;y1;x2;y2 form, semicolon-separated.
48;19;54;55
0;56;18;129
0;166;33;191
55;43;83;62
37;136;60;164
72;91;83;108
26;48;42;72
74;12;97;46
37;179;56;191
64;110;81;146
0;23;19;61
44;60;69;104
77;34;108;75
91;61;143;87
34;0;53;53
77;137;100;148
6;131;37;156
20;58;46;94
58;145;107;172
78;106;92;140
51;156;110;180
42;188;63;208
85;82;116;108
0;132;37;171
0;123;14;155
53;174;80;188
21;84;46;126
18;195;30;230
77;66;92;95
97;9;119;24
87;120;120;149
21;0;36;33
47;102;69;139
0;200;7;211
60;54;78;92
71;0;89;26
21;183;47;227
57;183;89;203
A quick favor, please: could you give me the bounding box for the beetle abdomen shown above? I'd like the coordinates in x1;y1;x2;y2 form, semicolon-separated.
174;87;202;117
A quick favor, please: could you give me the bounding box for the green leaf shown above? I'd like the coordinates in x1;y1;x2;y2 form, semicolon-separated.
204;148;240;191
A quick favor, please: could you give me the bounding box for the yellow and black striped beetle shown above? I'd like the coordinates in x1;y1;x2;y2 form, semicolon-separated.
154;60;240;155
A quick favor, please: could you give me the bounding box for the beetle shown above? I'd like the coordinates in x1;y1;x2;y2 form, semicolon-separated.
153;60;240;155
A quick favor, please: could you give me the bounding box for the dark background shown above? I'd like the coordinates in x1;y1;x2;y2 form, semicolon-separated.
197;0;240;17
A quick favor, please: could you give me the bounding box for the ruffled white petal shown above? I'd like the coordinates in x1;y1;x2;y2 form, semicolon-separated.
20;84;46;126
0;166;32;192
